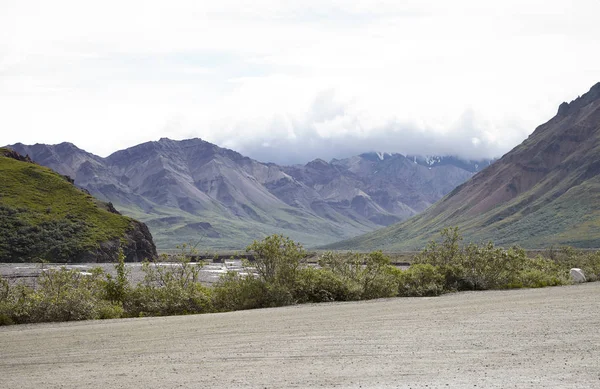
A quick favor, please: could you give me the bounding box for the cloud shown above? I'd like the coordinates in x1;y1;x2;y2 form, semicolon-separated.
0;0;599;162
202;89;529;164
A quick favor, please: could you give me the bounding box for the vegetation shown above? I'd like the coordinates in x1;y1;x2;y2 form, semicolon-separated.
123;245;213;317
1;230;599;326
0;153;136;262
412;227;573;290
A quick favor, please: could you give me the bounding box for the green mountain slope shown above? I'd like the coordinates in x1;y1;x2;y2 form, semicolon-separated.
326;82;600;250
0;149;157;262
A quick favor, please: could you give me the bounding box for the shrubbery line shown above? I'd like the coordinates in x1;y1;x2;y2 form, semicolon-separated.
2;229;599;326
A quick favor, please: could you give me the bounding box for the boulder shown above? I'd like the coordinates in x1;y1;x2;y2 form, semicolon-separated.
570;268;586;283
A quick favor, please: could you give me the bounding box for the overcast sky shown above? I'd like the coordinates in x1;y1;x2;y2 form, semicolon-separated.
1;1;599;164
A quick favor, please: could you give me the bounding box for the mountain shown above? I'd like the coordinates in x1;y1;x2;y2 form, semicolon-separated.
0;148;156;262
327;82;600;250
9;139;489;249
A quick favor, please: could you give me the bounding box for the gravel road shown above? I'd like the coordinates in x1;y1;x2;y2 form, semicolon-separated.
1;283;599;388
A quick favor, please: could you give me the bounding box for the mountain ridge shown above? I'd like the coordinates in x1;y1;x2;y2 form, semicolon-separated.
9;138;491;249
325;82;600;250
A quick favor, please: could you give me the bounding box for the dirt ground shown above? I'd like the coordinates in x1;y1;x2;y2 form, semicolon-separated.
1;283;599;388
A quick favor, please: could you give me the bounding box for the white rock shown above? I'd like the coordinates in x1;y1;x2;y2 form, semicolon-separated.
570;268;586;283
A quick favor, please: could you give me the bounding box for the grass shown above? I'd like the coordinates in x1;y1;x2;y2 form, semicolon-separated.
0;154;134;262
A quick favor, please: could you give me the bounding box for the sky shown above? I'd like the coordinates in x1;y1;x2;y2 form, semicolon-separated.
1;0;599;165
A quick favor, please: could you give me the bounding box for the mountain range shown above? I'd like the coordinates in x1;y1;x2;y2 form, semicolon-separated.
8;140;490;249
327;82;600;250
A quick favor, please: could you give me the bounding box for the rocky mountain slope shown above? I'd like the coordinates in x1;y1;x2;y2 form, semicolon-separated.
9;140;489;249
0;148;156;262
327;82;600;250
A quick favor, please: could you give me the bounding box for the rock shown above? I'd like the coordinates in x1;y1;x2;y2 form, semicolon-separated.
0;148;36;164
557;102;570;116
105;202;121;215
570;268;586;283
122;220;158;262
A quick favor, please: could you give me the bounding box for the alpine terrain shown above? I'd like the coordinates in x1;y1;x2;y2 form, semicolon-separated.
8;140;489;249
327;82;600;250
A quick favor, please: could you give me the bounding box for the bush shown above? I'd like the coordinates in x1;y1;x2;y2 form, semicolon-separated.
550;247;600;282
4;232;594;326
211;234;308;310
415;228;531;290
460;243;526;290
214;241;400;310
4;267;124;324
212;272;290;311
581;252;600;282
125;282;212;317
509;256;570;288
0;275;14;325
294;267;362;303
103;249;130;304
246;234;306;286
393;264;446;297
317;251;398;300
124;246;213;317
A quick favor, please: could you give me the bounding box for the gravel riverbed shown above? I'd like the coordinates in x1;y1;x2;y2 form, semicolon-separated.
1;282;599;388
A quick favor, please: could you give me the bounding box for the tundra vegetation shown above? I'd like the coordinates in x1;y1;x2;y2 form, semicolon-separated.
1;229;599;326
0;149;156;263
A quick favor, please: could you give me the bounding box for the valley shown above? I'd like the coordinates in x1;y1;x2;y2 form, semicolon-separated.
328;82;600;251
8;140;489;249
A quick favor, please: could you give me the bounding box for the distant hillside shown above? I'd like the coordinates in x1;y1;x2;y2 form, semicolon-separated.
326;82;600;250
9;139;489;249
0;148;156;262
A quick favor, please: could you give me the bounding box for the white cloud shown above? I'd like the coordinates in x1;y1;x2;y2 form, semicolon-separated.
0;0;599;163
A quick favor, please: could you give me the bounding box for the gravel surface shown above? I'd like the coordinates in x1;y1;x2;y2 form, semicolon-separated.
1;283;599;388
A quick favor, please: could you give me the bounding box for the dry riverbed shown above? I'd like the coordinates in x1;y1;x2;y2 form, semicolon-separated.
1;283;599;388
0;260;246;287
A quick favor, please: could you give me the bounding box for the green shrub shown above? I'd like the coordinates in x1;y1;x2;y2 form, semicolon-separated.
211;234;308;311
360;251;398;299
551;248;600;282
246;234;306;286
317;251;364;280
4;267;124;324
103;249;130;304
97;303;125;320
0;310;14;325
294;267;362;303
212;272;279;312
509;256;570;288
124;247;212;317
581;252;600;282
415;228;531;290
394;264;446;297
317;251;398;300
125;282;212;317
512;270;567;288
459;243;526;290
0;275;9;303
0;276;14;325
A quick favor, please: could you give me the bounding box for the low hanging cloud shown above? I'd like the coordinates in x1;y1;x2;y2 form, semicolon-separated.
206;89;531;165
